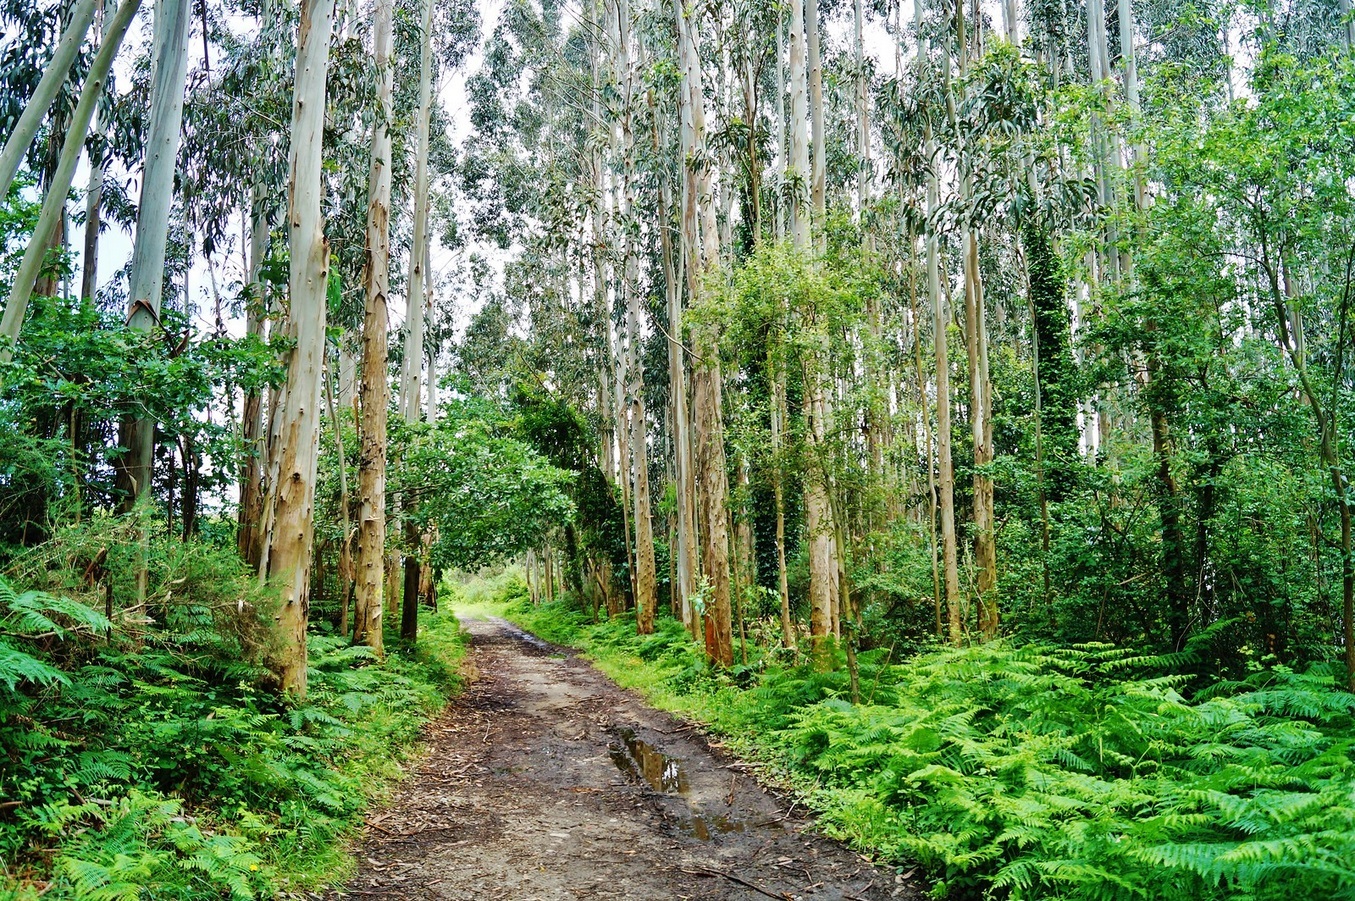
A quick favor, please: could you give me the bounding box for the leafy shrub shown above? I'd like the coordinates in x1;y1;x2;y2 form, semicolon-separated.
784;644;1355;900
486;593;1355;901
1;557;468;899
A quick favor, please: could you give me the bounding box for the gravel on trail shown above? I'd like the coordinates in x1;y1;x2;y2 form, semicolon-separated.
327;616;925;901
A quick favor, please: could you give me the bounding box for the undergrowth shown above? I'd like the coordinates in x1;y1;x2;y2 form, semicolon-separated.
467;575;1355;901
1;553;466;900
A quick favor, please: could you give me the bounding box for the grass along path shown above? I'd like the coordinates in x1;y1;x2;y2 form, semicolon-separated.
465;578;1355;901
2;608;469;901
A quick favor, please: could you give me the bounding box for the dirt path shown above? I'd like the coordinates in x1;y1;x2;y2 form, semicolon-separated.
329;617;923;901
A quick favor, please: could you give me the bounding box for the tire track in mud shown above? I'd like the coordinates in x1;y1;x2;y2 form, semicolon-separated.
327;617;925;901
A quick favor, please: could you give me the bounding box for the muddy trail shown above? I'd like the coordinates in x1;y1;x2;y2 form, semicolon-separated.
329;617;923;901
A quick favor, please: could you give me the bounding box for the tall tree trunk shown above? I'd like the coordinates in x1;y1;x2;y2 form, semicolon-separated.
398;0;434;642
1117;0;1145;215
740;47;761;247
0;0;100;200
652;20;699;637
613;313;637;607
1025;219;1077;499
771;352;794;648
399;0;433;418
238;197;270;565
923;100;962;642
735;457;755;601
963;227;997;638
788;0;809;246
111;0;188;622
948;7;997;638
1086;0;1119;283
805;364;837;661
675;0;733;666
324;356;354;639
237;0;281;562
259;0;337;697
853;0;870;224
911;235;943;636
115;0;193;517
80;0;107;303
354;0;394;655
0;0;139;359
855;0;885;525
612;0;657;633
789;0;836;658
179;435;199;538
425;303;438;420
774;10;786;242
806;0;825;245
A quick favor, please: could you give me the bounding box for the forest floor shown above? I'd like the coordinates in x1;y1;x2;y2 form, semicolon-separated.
325;616;920;901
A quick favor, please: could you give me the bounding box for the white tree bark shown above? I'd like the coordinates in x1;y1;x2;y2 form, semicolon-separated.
399;0;435;421
788;0;808;245
0;0;100;200
774;11;786;241
117;0;194;509
607;0;658;634
79;0;109;304
260;0;338;697
853;0;870;223
0;0;140;360
674;0;733;666
806;0;825;243
355;0;395;655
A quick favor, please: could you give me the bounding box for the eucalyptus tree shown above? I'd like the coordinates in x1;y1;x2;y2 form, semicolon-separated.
674;0;734;667
787;0;808;243
258;0;339;697
782;0;839;655
902;0;962;643
940;0;997;639
605;0;660;635
806;0;824;235
0;0;100;201
0;0;141;360
115;0;194;550
395;0;433;643
354;0;397;655
220;3;296;567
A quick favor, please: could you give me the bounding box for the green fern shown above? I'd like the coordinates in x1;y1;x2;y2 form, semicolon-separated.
0;638;68;691
770;641;1355;900
0;576;111;640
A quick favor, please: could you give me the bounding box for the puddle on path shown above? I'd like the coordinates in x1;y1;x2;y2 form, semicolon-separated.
608;726;775;842
682;813;747;840
499;621;554;652
609;727;688;794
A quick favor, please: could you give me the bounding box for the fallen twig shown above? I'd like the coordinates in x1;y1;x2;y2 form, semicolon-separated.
682;866;789;900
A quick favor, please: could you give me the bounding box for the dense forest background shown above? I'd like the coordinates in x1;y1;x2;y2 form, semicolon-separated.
3;0;1355;895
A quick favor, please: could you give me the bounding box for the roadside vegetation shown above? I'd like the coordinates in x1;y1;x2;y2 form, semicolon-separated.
0;533;466;900
465;572;1355;901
